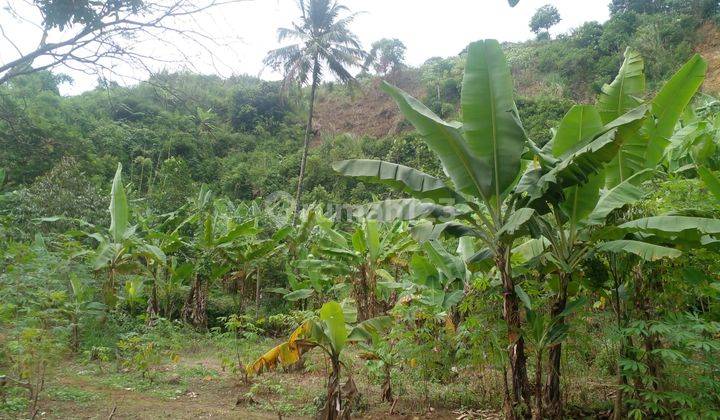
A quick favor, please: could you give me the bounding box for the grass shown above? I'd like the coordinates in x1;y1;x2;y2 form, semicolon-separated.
0;313;622;419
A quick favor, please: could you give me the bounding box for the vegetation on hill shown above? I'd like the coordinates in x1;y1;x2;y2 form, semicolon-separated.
2;1;720;419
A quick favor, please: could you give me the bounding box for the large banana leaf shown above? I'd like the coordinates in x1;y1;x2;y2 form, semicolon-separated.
332;159;462;202
498;208;536;240
109;163;129;242
519;105;647;207
382;82;488;201
527;128;622;203
596;240;681;261
620;216;720;244
597;48;645;124
604;118;648;188
410;221;480;242
461;39;526;201
357;198;463;222
551;105;605;225
645;54;707;168
319;301;347;356
586;169;655;225
552;105;604;157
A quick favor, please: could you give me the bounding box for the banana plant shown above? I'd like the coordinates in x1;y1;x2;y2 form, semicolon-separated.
88;163;151;307
247;301;391;420
62;274;105;353
511;47;707;417
312;218;415;321
334;39;646;417
521;297;577;420
176;187;263;328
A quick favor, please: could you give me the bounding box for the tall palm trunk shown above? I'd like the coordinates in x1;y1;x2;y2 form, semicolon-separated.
544;271;569;418
496;247;531;419
293;54;321;222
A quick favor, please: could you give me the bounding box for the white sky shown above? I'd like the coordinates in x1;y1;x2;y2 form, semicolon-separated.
1;0;611;95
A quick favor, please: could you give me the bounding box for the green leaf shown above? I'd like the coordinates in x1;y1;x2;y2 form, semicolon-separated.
462;39;526;201
348;316;392;343
410;221;480;242
443;290;465;310
284;289;315;301
359;199;463;222
422;240;465;282
528;124;631;204
514;284;532;310
332;159;462;203
551;105;604;157
216;220;261;245
498;208;535;240
561;173;603;228
382;82;487;201
620;216;720;244
698;166;720;202
139;244;166;265
646;54;707;168
319;301;347;356
586;169;655;225
597;48;645;124
109;163;129;242
597;240;682;261
365;220;381;261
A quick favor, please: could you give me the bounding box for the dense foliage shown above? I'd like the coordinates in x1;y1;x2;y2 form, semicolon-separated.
2;2;720;420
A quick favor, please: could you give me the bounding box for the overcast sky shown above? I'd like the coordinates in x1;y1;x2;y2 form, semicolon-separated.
3;0;612;95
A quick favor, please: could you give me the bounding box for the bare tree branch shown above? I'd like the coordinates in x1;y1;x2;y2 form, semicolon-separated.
0;0;246;85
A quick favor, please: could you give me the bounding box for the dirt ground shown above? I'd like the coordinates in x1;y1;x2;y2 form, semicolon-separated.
8;352;486;420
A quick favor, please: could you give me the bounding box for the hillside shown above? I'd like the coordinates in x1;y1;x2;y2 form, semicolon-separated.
313;20;720;140
313;69;423;139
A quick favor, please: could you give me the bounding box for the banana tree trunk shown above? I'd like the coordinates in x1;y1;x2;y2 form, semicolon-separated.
533;349;543;420
293;54;321;222
323;358;343;420
609;260;628;420
182;274;208;329
146;279;160;324
544;271;569;419
496;248;531;419
381;363;393;403
354;264;381;321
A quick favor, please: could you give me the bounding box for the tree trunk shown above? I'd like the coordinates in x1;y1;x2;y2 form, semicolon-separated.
496;248;531;419
354;264;381;321
544;271;569;418
533;350;543;420
293;54;321;223
182;274;208;329
255;269;261;319
146;279;160;324
381;363;393;403
70;315;79;353
322;358;343;420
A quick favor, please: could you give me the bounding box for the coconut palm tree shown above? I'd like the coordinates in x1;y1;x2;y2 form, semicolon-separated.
264;0;366;221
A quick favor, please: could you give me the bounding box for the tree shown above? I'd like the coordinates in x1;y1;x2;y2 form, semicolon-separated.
0;0;239;85
264;0;366;221
363;38;407;76
529;5;561;37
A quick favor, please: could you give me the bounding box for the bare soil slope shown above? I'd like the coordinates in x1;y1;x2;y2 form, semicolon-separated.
696;22;720;94
313;69;423;139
